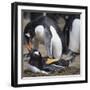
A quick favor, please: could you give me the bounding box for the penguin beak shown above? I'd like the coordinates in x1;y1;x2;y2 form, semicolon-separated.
25;40;32;51
24;32;33;51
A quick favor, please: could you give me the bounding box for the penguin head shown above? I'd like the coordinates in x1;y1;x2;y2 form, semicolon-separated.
29;49;43;69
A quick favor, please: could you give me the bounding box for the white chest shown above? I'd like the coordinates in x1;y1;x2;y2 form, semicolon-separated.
35;25;45;43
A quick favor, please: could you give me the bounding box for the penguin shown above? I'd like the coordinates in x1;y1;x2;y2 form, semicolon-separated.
24;15;63;63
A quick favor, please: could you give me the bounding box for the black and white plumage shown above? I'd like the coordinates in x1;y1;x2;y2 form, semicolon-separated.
24;15;64;74
69;18;80;53
24;16;63;60
28;49;43;70
26;49;48;74
27;49;65;74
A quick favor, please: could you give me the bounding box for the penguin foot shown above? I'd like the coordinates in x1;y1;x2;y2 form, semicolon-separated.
46;58;59;65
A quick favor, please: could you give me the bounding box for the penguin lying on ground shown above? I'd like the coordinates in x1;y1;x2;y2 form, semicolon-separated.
25;48;70;74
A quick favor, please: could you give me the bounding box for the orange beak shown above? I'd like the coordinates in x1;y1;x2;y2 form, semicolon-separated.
26;41;32;51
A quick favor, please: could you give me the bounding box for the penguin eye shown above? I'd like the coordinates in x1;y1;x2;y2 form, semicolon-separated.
25;33;30;38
